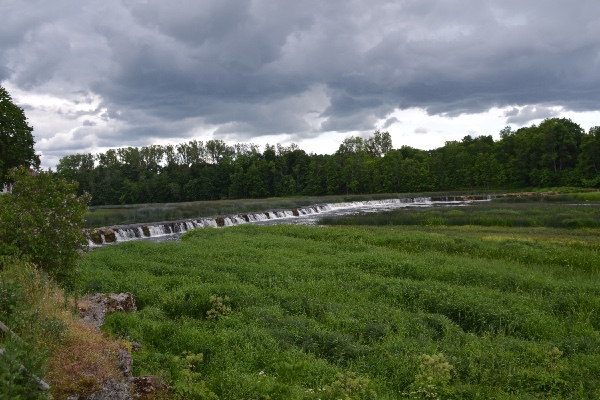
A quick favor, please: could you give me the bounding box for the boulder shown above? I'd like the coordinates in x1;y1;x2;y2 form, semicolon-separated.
131;376;173;399
86;378;131;400
101;229;116;243
81;293;137;330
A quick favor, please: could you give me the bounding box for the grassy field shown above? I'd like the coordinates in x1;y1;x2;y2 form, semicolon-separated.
76;199;600;399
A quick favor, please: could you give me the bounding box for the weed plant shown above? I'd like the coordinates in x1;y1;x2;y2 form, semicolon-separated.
77;218;600;398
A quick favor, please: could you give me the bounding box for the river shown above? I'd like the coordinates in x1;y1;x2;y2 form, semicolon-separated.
86;196;492;246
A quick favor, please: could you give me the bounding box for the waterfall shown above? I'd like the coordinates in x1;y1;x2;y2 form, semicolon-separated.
86;195;493;247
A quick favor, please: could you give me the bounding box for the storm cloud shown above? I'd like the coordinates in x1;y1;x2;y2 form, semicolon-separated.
2;0;599;167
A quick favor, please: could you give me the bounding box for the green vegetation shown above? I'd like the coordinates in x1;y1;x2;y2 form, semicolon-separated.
58;118;600;206
0;167;91;282
1;166;122;399
0;86;40;186
321;200;600;230
1;258;123;400
76;203;600;398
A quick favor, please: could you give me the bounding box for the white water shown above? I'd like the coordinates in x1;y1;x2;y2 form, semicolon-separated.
87;196;492;246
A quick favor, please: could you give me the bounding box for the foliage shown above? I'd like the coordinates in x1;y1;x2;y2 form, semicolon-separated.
404;353;453;399
1;261;52;400
322;370;377;399
173;352;218;399
77;216;600;398
0;86;40;187
205;295;232;321
56;118;600;206
0;258;123;399
0;167;91;282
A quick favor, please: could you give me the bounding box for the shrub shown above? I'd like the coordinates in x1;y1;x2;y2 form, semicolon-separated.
323;370;377;400
206;295;232;321
0;167;90;283
405;353;454;399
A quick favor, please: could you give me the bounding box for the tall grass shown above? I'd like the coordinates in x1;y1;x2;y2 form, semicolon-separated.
77;221;600;398
0;258;122;399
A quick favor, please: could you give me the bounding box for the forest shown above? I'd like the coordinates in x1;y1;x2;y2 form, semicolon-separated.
56;118;600;206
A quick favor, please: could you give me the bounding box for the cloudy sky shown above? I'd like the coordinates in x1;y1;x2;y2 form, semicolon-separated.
2;0;600;169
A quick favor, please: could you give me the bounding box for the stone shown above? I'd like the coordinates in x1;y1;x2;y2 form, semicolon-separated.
131;376;173;399
119;348;134;381
105;293;137;314
87;230;103;245
81;293;137;330
101;229;116;243
86;378;131;400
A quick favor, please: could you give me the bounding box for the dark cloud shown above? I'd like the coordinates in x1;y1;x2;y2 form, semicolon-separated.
381;117;400;130
2;0;600;167
504;105;561;125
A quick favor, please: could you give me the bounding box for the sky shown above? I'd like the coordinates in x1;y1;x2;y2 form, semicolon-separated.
2;0;600;169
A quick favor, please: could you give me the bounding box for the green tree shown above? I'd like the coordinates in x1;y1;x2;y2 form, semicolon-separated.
365;130;393;157
0;167;90;283
0;86;40;186
578;126;600;186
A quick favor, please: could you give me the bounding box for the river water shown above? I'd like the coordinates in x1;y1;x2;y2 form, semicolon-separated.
128;196;491;244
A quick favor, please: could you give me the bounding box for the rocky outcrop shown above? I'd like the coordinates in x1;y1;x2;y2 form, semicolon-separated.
67;379;131;400
75;293;171;400
81;293;137;331
131;376;173;399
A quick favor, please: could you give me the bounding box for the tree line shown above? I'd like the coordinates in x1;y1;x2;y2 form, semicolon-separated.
55;119;599;206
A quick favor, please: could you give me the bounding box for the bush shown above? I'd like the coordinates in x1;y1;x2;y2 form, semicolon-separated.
0;167;90;283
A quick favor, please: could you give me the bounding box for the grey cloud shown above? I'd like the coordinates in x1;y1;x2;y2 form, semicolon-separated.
3;0;600;166
381;117;400;130
504;105;561;125
414;127;429;135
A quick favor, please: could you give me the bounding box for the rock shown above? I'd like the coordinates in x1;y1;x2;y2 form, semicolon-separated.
86;378;131;400
130;342;142;352
105;293;137;314
131;376;173;399
101;229;116;243
87;230;103;245
73;294;141;400
81;293;137;330
119;348;134;381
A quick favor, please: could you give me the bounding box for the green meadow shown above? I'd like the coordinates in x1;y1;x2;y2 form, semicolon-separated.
77;201;600;399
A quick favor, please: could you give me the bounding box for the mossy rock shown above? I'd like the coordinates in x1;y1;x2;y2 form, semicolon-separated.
88;230;103;245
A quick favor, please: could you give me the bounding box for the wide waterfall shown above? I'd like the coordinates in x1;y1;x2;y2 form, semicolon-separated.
86;195;493;246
